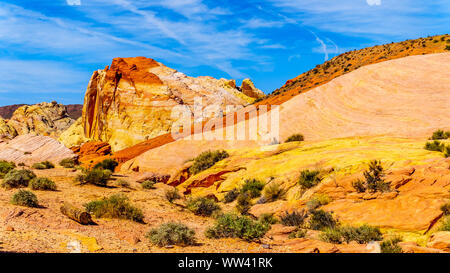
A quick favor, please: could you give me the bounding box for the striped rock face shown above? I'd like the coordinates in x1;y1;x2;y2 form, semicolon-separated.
81;57;260;151
0;134;76;165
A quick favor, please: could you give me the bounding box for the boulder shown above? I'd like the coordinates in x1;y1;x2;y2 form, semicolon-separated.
427;231;450;252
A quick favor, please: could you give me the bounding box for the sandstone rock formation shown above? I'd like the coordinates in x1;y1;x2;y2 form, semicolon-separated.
59;118;90;148
6;102;75;138
240;79;265;99
121;52;450;174
0;104;82;119
81;57;262;151
0;134;76;165
0;117;17;138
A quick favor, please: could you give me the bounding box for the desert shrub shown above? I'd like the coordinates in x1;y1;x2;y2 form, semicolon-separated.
334;225;383;244
59;158;76;168
0;160;15;178
165;188;181;203
223;188;239;203
236;193;252;215
258;213;278;225
32;161;54;170
352;160;390;193
425;140;445;152
241;179;265;198
352;179;366;193
308;209;337;230
205;213;270;241
441;203;450;215
30;177;56;191
280;210;308;227
380;236;403;253
306;194;331;210
262;183;286;202
439;216;450;231
1;169;36;189
431;130;450;140
298;170;322;189
189;150;229;175
115;179;130;188
446;45;450;50
146;222;196;247
285;134;304;143
11;190;39;207
93;159;118;172
84;194;144;223
76;168;112;187
141;180;156;189
288;228;307;239
444;146;450;158
320;227;344;244
186;197;221;217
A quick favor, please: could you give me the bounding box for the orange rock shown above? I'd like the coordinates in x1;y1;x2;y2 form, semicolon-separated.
427;232;450;252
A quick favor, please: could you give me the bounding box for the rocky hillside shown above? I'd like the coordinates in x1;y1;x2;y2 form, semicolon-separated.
261;34;450;105
72;57;264;151
4;102;75;138
121;52;450;174
0;104;82;120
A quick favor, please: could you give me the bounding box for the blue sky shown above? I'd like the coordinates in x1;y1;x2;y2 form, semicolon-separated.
0;0;449;105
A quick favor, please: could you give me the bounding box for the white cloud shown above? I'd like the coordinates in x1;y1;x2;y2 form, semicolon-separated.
366;0;381;6
67;0;81;6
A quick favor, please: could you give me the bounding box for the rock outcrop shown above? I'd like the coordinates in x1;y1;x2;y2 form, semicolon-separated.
59;118;90;148
0;104;82;119
7;102;75;138
0;134;76;165
240;79;265;99
0;117;17;138
82;57;261;151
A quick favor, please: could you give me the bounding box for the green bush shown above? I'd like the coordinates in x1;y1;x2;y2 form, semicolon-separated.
306;194;331;210
258;213;278;225
352;160;390;193
146;222;196;247
439;216;450;231
425;140;445;152
308;209;337;230
430;130;450;140
241;179;265;198
285;134;304;143
446;45;450;51
93;159;118;172
441;203;450;215
189;150;229;175
280;210;308;227
288;228;307;239
76;168;112;187
115;179;130;188
205;213;270;241
30;177;56;191
321;224;383;244
380;236;403;253
0;160;15;178
262;183;285;202
84;194;144;223
186;197;221;217
236;193;252;215
32;161;54;170
11;190;39;207
320;227;344;243
165;188;181;203
298;170;322;189
223;188;239;203
59;158;76;168
141;180;156;189
1;169;36;189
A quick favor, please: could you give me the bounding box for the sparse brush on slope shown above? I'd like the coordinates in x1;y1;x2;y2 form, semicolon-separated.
240;179;265;198
165;188;181;203
285;134;304;143
30;177;56;191
380;236;403;253
93;159;118;172
280;210;308;227
186;197;221;217
298;170;322;189
205;213;270;241
352;160;390;193
76;168;112;187
147;222;196;247
1;169;36;189
84;194;144;223
0;160;16;178
32;161;54;170
430;130;450;140
11;190;39;207
189;150;229;175
59;158;77;168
